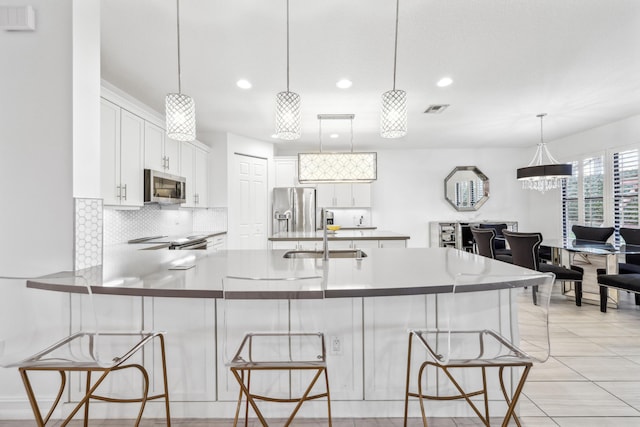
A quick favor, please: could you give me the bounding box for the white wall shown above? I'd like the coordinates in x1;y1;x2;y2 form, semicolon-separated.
371;148;532;247
0;0;75;275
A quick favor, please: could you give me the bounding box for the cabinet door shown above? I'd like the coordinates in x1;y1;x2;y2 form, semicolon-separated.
352;239;379;249
316;184;335;208
144;121;164;172
333;184;352;206
379;239;407;248
164;137;181;175
180;142;196;207
100;99;121;205
351;183;371;207
194;147;209;207
275;158;297;187
119;109;145;206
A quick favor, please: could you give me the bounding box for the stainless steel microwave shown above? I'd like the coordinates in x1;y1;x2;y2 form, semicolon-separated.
144;169;186;204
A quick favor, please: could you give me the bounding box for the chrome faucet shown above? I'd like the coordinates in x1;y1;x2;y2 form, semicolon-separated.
322;208;329;261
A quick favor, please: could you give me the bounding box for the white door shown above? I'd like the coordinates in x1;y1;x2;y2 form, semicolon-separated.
231;154;268;249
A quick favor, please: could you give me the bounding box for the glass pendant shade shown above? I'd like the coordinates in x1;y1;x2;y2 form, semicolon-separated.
166;93;196;141
380;89;407;138
275;91;301;140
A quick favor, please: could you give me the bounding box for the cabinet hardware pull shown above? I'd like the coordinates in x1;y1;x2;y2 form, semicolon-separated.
122;184;127;200
116;185;121;200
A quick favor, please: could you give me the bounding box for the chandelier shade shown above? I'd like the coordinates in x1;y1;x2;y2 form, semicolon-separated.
165;0;196;142
381;89;407;138
275;90;301;140
166;92;196;141
380;0;407;139
298;152;377;183
517;113;572;193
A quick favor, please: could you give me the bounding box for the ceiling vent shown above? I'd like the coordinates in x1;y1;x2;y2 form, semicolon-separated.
423;104;450;114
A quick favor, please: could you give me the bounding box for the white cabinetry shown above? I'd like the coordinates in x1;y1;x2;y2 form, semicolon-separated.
181;142;209;208
317;183;371;208
100;98;144;207
274;156;314;187
206;234;227;252
144;122;180;175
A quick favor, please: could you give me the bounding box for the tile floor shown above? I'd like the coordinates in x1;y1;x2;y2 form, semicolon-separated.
3;259;640;426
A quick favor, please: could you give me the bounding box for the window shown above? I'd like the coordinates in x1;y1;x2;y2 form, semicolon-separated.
613;149;639;242
562;161;579;238
583;156;605;226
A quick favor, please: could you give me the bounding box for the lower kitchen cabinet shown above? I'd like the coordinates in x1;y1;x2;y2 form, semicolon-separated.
362;294;437;400
147;297;216;402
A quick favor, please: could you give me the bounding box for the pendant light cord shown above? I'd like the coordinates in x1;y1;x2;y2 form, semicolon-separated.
286;0;290;92
392;0;400;90
176;0;182;94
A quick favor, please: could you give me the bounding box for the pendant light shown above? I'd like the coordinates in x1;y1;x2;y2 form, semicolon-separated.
298;114;377;183
380;0;407;139
165;0;196;142
275;0;301;140
517;114;572;193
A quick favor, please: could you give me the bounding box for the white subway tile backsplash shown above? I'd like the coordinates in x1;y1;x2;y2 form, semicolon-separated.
75;198;103;270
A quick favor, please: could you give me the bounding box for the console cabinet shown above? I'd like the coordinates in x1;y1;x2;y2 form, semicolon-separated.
430;221;518;250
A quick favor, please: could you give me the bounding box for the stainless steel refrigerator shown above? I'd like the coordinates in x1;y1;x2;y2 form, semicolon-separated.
272;187;317;233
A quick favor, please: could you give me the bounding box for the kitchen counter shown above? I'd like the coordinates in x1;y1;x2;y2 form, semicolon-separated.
28;247;539;299
269;230;409;241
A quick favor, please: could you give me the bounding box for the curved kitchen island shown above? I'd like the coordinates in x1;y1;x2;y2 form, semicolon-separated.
26;247;543;420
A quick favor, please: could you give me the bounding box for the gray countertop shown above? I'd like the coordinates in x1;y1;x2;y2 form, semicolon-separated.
27;247;543;299
269;230;409;241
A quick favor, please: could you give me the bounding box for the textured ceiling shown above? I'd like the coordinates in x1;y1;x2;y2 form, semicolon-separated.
101;0;640;151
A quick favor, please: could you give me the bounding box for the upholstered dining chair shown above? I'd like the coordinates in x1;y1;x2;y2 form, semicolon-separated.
571;225;615;265
0;276;171;427
478;223;511;258
403;272;555;427
470;227;496;259
503;230;585;306
619;227;640;274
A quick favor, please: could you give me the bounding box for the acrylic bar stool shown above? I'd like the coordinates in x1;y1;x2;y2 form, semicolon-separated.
404;272;554;427
0;274;171;427
222;275;332;427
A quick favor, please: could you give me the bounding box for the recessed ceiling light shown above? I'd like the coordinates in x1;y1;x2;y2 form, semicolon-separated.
271;134;279;139
236;79;252;89
329;133;339;139
336;79;353;89
436;77;453;87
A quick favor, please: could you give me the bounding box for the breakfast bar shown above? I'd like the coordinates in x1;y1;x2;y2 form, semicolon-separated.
25;247;544;420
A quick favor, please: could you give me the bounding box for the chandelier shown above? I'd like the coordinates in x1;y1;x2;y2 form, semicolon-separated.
298;114;377;183
380;0;407;139
165;0;196;142
517;114;572;192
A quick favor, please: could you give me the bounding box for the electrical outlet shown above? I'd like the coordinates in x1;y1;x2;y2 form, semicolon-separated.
330;336;343;355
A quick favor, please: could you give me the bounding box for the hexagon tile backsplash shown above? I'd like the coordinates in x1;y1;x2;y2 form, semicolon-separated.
75;198;103;270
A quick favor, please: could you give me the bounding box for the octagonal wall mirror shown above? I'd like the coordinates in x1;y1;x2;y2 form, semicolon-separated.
444;166;490;211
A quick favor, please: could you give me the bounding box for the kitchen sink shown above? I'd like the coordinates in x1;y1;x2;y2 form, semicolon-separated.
283;249;368;259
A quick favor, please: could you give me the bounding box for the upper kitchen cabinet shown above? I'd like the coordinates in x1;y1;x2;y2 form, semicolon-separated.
181;141;209;208
274;156;314;187
144;122;181;175
100;98;144;207
317;183;371;208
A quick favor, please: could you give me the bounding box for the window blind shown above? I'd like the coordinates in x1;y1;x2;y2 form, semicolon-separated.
562;161;579;239
583;156;605;226
613;149;639;243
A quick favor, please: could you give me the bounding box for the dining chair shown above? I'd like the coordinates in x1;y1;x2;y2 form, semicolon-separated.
403;272;555;427
222;275;332;427
571;225;615;264
478;223;511;258
470;227;496;259
0;275;171;427
619;227;640;274
503;230;585;306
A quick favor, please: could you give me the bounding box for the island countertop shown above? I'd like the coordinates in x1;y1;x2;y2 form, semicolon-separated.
269;230;410;241
27;247;542;299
